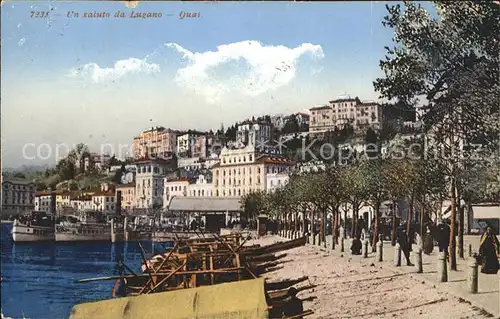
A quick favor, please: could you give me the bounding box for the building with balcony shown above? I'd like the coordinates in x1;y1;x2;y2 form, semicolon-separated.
132;126;179;159
2;179;36;217
212;144;293;197
135;157;174;210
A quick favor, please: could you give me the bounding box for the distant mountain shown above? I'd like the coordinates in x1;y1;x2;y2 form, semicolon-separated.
2;164;52;173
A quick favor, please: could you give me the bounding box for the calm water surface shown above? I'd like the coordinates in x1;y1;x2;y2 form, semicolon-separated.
1;223;170;319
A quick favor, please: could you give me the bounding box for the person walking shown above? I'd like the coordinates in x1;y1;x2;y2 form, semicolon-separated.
397;220;414;266
478;227;500;274
436;220;450;260
423;224;434;255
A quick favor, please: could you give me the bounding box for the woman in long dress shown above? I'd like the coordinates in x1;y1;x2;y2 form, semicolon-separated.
478;227;500;274
423;225;434;255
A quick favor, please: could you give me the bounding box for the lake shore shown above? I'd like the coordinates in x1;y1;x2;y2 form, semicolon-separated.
249;235;493;319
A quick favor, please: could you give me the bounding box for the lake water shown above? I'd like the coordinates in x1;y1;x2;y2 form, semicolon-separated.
1;223;171;319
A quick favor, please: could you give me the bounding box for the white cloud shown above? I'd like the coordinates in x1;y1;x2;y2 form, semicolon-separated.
166;41;324;104
67;58;160;83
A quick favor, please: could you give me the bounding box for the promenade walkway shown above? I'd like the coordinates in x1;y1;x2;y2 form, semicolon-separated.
315;234;500;318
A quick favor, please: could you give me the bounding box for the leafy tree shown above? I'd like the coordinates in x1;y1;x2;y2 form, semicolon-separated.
68;143;90;174
374;1;499;270
56;158;76;181
340;163;368;238
362;159;389;251
36;182;47;191
69;180;79;190
240;191;269;221
364;128;379;159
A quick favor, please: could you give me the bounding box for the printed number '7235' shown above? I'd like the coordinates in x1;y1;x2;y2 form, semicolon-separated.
31;11;49;18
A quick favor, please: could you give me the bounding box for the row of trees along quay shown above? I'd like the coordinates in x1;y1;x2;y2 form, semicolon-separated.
241;1;500;272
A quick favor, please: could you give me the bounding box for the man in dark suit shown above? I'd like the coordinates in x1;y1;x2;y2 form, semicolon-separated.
397;221;414;266
436;220;450;259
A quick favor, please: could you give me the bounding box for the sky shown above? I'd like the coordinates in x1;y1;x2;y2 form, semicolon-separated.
1;1;435;168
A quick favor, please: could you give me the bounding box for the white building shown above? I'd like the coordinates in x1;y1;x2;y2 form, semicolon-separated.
266;172;290;193
34;191;52;212
135;158;172;209
187;174;213;197
309;95;383;133
164;178;189;208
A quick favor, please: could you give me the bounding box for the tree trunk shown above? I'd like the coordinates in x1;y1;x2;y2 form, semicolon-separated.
343;205;348;239
302;209;307;238
407;196;414;235
353;205;358;238
323;210;327;248
318;208;325;246
336;209;340;244
312;209;316;245
449;176;457;271
391;200;397;246
419;198;425;237
372;201;380;252
458;194;464;259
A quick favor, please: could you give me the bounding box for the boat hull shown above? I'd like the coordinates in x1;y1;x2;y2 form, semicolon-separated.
55;232;111;242
11;224;55;242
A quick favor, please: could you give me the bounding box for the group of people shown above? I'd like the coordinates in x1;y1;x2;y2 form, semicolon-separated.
350;219;500;275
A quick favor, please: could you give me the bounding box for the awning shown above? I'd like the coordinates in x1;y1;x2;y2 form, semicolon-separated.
169;196;243;213
472;205;500;219
70;278;269;319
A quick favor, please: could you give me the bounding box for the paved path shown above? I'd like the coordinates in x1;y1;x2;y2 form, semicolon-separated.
289;233;500;318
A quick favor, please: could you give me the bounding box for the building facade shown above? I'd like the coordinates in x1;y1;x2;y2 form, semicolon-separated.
187;174;213;197
176;131;209;159
164;178;189;208
266;172;290;193
1;180;36;217
135;158;173;209
212;145;293;197
115;183;136;212
309;96;383;133
34;191;54;212
132;126;179;159
91;192;116;212
70;196;94;212
236;120;273;149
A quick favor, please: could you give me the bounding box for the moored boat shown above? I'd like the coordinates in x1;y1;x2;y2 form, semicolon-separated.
55;211;111;242
11;211;55;242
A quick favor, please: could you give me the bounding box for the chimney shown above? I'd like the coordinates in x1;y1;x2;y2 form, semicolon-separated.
50;192;56;216
115;190;122;216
